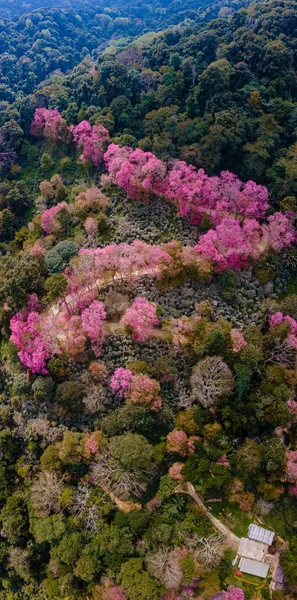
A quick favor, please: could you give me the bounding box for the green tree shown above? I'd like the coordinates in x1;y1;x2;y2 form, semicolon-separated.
280;537;297;584
109;433;153;470
120;558;164;600
40;152;54;172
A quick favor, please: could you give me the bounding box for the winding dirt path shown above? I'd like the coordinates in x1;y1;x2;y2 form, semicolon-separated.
176;482;240;551
99;484;142;513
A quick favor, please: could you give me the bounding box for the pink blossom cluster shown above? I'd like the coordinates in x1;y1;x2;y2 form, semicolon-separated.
71;121;109;167
166;429;198;457
31;108;69;142
288;397;297;416
84;217;99;236
286;449;297;482
217;454;230;467
75;185;109;211
65;241;172;305
231;329;247;352
85;436;99;456
52;313;87;357
269;312;297;348
101;587;127;600
10;309;49;374
269;312;297;332
77;240;172;280
110;367;133;398
120;297;159;341
169;315;201;351
194;214;296;272
129;374;162;409
10;297;108;373
169;462;184;481
81;300;106;343
104;144;268;224
41;201;68;234
104;144;167;203
110;369;162;409
84;431;103;457
223;587;244;600
30;242;46;257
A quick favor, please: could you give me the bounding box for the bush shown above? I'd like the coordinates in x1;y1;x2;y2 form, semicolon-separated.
45;240;79;273
204;328;225;355
32;376;55;403
40;153;54;172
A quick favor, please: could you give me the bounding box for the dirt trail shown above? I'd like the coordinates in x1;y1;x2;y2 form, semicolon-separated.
108;320;168;339
100;484;142;513
49;267;157;317
176;482;240;551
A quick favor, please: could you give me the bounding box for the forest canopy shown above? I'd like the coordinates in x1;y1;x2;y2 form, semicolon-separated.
0;0;297;599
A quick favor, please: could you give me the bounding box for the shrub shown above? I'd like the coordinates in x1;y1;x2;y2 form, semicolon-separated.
45;240;79;273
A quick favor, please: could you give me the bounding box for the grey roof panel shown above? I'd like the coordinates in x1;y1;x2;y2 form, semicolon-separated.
248;524;275;546
239;558;269;578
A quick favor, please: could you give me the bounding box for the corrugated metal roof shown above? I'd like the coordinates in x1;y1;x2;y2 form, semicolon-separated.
248;524;275;546
239;558;269;578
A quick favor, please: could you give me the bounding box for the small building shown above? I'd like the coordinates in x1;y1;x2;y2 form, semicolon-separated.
238;557;270;579
248;524;275;546
272;565;285;590
238;537;267;561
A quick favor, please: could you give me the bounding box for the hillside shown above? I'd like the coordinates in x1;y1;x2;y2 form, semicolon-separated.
0;1;297;599
0;0;253;97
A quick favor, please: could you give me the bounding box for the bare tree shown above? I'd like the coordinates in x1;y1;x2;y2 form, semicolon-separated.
266;340;295;368
184;532;225;569
8;547;30;579
146;547;183;589
253;499;274;517
91;452;149;500
31;471;65;516
70;484;105;531
27;418;51;438
83;383;109;414
190;356;234;408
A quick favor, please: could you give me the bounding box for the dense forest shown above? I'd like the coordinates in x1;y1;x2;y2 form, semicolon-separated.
1;0;297;599
0;0;252;96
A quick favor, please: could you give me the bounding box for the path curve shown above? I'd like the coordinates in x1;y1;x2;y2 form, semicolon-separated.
176;482;240;551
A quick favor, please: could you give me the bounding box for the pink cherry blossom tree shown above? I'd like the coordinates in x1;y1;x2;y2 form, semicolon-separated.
129;374;162;409
194;213;295;272
286;449;297;482
81;300;107;356
110;367;133;398
223;587;244;600
120;297;159;341
168;462;184;481
104;144;269;223
71;121;109;167
31;108;69;142
269;312;297;349
75;185;109;212
101;586;127;600
41;202;68;234
231;329;247;352
166;429;196;457
10;310;49;374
